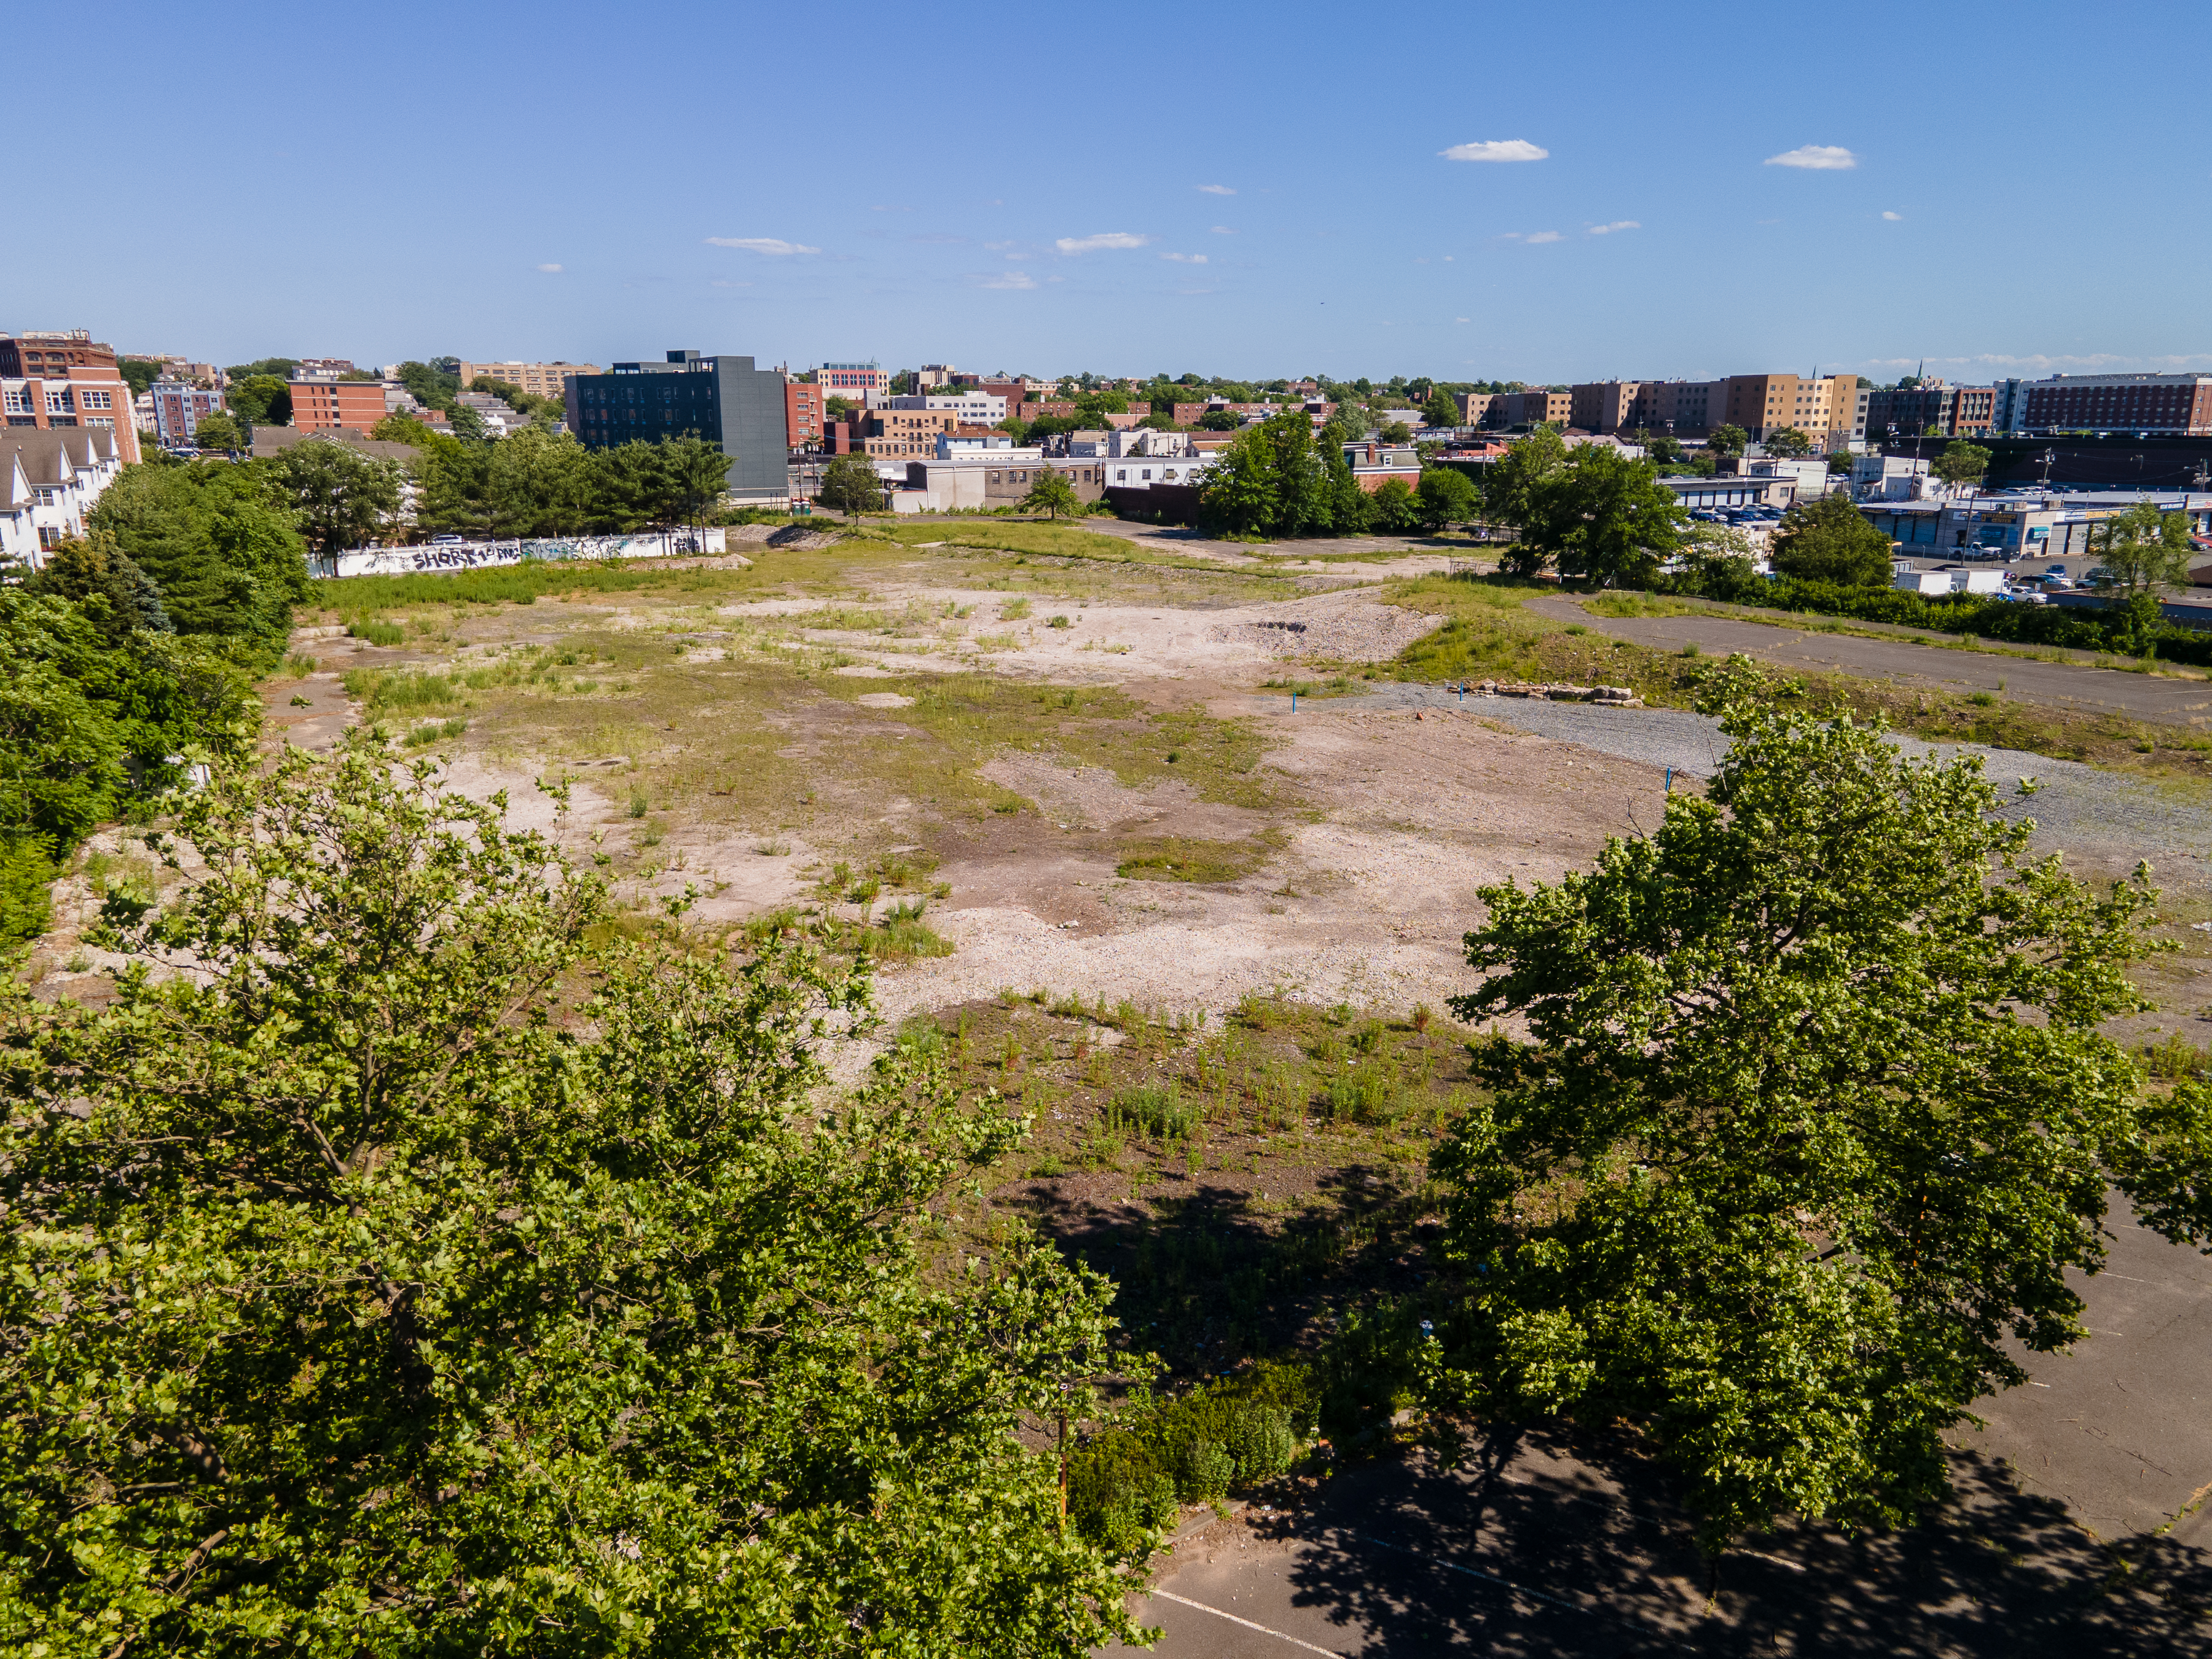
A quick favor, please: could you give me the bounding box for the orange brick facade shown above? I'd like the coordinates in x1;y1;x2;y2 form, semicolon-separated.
0;330;141;464
290;378;387;434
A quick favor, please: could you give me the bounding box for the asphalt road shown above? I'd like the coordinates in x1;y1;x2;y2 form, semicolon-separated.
1115;1215;2212;1655
1530;597;2212;731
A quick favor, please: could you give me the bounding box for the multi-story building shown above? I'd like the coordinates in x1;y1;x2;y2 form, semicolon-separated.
817;360;889;401
2019;373;2212;436
1496;389;1574;428
0;331;141;464
914;364;957;390
883;391;1008;426
785;380;825;449
1716;374;1860;449
1626;379;1725;437
289;368;387;435
565;349;789;503
860;407;959;459
1453;391;1499;426
151;380;226;447
1569;382;1642;434
0;427;124;563
1862;381;1993;442
457;361;604;399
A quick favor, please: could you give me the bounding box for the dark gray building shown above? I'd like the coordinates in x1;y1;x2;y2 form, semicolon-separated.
564;350;787;504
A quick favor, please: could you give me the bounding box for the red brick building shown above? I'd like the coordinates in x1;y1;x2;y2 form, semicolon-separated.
289;374;386;434
0;329;140;465
2022;374;2212;436
786;380;824;449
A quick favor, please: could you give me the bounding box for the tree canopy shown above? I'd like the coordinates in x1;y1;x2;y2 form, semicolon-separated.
1021;471;1081;520
1932;441;1993;490
1768;492;1896;586
1196;410;1352;539
1763;426;1814;458
267;439;404;555
0;747;1146;1655
817;455;884;520
2089;500;2195;595
1708;424;1749;457
1496;439;1682;586
88;460;310;656
1424;663;2212;1545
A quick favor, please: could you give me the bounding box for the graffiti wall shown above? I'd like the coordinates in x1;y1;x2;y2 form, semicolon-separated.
314;529;726;579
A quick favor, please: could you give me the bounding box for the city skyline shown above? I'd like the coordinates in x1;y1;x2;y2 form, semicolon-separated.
19;0;2211;382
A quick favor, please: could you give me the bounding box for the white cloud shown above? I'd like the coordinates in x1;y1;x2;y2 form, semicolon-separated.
704;237;820;255
1210;225;1235;235
1054;231;1151;253
1161;252;1208;264
1443;255;1454;262
1523;230;1563;245
980;270;1037;290
1586;221;1640;235
709;279;750;289
1455;316;1470;323
1440;139;1548;163
1196;184;1236;195
536;262;564;273
1882;210;1903;221
1764;144;1857;170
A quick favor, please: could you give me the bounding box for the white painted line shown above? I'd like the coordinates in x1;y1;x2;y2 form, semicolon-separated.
1147;1588;1351;1655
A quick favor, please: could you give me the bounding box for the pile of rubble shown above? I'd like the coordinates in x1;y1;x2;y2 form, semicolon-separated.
1469;680;1644;707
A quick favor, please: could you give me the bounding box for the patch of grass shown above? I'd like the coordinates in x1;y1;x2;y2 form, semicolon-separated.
1382;573;1569;684
1048;614;1072;629
1000;598;1033;621
403;717;468;748
1115;835;1266;884
283;652;320;676
348;617;405;647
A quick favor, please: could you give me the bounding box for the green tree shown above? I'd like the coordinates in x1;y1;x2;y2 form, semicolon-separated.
1414;466;1480;532
222;358;299;383
392;360;460;414
88;462;310;656
0;746;1147;1657
1196;410;1244;432
1481;425;1569;575
1195;428;1278;536
410;435;493;538
1424;664;2212;1546
659;434;733;535
1764;426;1814;458
485;427;594;537
1379;420;1414;445
1021;471;1081;520
24;535;171;641
369;412;434;446
118;359;165;399
1932;440;1993;490
2088;500;2195;595
1367;477;1419;531
267;438;403;555
1422;390;1461;429
187;412;242;453
1769;492;1896;586
825;394;858;422
1517;446;1685;588
817;454;884;520
224;375;291;428
1708;423;1749;457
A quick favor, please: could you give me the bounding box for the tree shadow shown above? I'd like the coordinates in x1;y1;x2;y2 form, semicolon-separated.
1005;1161;1431;1381
1269;1429;2212;1656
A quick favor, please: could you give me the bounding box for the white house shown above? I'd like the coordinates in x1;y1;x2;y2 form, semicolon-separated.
1104;453;1215;491
0;428;122;568
884;391;1008;425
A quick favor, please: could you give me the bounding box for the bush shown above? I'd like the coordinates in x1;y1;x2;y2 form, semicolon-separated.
1067;1363;1315;1548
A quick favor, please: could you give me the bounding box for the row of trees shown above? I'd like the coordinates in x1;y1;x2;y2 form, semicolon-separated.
1194;410;1477;538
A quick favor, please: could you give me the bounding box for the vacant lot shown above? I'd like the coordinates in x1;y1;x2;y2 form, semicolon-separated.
33;528;2212;1651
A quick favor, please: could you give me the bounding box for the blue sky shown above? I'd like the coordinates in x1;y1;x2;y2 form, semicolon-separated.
26;0;2210;384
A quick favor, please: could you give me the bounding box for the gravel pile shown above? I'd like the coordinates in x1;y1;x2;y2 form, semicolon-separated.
1207;594;1437;662
1337;684;2212;863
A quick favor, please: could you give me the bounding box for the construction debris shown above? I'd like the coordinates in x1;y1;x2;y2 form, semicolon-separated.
1470;680;1644;708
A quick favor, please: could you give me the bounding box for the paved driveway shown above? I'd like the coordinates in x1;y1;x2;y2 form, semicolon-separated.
1535;597;2212;730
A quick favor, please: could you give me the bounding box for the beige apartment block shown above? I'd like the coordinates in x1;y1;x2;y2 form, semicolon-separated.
1720;373;1859;448
458;361;603;399
1569;382;1643;433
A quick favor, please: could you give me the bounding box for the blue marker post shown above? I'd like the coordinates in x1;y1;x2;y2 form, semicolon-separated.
1457;682;1464;706
1665;767;1674;794
1290;691;1298;712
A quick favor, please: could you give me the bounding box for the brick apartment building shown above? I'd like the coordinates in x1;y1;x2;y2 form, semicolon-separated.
0;330;141;464
786;380;824;449
1496;389;1574;427
1864;382;1996;441
458;361;602;399
1569;382;1642;434
861;407;959;459
151;381;226;447
2020;373;2212;436
288;369;387;435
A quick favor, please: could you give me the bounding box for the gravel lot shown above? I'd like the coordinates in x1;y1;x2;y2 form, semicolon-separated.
1339;683;2212;865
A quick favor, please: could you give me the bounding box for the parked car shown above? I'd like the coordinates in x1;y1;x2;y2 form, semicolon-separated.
429;535;465;546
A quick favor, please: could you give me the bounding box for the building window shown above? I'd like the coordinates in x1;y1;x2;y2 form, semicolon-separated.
45;390;73;414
